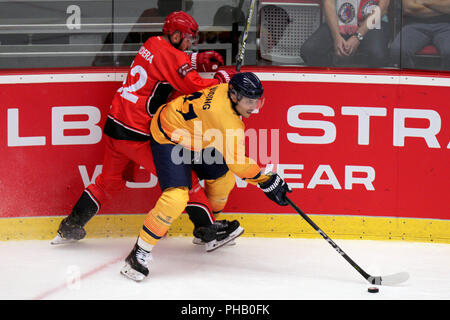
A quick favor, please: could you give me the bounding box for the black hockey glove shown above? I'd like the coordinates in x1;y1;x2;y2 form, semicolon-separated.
259;173;292;206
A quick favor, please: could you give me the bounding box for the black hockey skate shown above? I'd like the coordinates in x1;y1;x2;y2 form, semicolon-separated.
120;243;153;282
51;217;87;245
193;219;244;252
50;191;99;245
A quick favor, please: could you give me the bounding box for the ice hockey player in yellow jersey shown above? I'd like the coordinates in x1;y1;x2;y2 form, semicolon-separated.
121;72;292;282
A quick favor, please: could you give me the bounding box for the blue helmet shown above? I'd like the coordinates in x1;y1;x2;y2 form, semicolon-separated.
229;72;264;100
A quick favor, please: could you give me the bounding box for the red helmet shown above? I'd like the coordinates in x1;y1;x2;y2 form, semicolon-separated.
163;11;199;37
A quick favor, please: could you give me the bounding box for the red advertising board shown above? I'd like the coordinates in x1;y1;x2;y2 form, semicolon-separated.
0;68;449;220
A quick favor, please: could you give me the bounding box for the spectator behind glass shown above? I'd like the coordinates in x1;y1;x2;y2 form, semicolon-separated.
121;0;194;44
93;0;193;66
212;5;245;43
390;0;450;71
301;0;391;68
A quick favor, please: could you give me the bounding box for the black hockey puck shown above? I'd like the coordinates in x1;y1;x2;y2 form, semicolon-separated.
368;287;379;293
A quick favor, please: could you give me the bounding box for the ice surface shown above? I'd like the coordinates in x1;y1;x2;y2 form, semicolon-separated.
0;236;449;300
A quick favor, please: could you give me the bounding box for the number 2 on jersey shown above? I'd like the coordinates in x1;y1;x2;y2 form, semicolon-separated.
118;64;148;104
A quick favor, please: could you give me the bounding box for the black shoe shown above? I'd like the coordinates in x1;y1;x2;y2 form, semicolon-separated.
50;217;86;245
120;243;152;282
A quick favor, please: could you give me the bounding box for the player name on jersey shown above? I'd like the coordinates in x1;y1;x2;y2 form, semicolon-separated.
138;46;154;64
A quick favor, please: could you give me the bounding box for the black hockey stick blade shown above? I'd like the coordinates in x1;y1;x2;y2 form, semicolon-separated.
286;196;409;286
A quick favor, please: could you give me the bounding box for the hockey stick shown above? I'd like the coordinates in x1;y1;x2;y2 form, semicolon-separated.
236;0;257;71
286;196;409;285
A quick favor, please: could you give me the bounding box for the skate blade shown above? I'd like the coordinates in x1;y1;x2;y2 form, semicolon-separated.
50;234;79;245
192;237;204;245
205;227;244;252
120;263;147;282
193;238;236;246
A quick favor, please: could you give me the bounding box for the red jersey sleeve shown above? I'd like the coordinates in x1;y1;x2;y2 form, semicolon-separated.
151;37;219;94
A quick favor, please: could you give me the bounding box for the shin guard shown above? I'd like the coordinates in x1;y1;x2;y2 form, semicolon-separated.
139;187;189;246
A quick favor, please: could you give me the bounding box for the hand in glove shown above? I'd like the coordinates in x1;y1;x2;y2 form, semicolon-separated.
190;50;224;72
214;66;237;83
259;173;292;206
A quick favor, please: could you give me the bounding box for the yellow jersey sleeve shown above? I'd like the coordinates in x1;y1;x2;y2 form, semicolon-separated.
199;86;268;184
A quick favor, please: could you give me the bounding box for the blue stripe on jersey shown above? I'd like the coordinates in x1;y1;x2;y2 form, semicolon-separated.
142;225;162;240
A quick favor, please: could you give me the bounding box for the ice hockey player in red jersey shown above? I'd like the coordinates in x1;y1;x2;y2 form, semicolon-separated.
52;11;238;250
